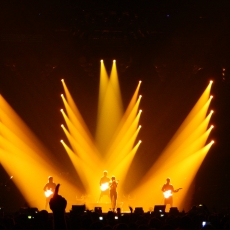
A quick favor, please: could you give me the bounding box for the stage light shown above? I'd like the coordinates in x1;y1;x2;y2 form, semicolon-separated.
60;140;63;143
139;95;142;98
139;81;142;83
210;80;213;84
61;79;64;82
61;94;64;97
210;110;214;114
139;125;142;128
139;140;142;143
100;60;103;62
210;95;213;99
113;60;116;62
210;125;214;129
139;110;142;113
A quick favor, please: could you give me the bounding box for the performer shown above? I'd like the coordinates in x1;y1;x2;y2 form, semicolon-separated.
98;170;110;202
43;176;56;210
161;178;181;207
109;176;118;212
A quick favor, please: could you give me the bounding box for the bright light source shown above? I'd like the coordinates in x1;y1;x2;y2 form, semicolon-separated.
139;80;142;83
61;124;64;127
139;110;142;113
211;110;214;114
61;79;64;82
61;94;64;97
139;95;142;98
60;140;63;143
211;125;214;129
211;140;215;144
113;60;116;62
139;140;142;143
100;60;103;62
139;125;142;128
210;80;213;84
60;109;63;112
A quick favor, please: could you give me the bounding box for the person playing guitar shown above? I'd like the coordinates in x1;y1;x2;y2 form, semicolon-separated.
98;170;110;202
43;176;56;210
162;177;182;207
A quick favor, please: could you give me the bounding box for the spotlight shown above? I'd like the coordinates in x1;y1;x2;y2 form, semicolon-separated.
139;95;142;98
100;60;103;62
210;125;214;129
61;94;64;97
139;140;142;143
61;124;64;127
61;79;64;82
210;95;213;99
113;60;116;62
139;125;142;128
60;109;63;112
139;81;142;83
210;80;213;84
139;110;142;113
210;110;214;114
60;140;63;143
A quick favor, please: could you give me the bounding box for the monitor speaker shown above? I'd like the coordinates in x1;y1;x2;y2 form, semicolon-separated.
72;205;85;213
153;205;166;213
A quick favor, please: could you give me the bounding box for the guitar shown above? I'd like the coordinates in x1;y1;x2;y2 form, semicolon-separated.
44;189;53;198
100;182;109;191
163;188;182;198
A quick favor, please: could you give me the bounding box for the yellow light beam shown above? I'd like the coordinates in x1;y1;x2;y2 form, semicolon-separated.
60;113;101;169
98;60;109;113
171;109;214;156
162;94;213;157
0;95;80;211
106;97;142;158
168;82;213;144
139;85;213;181
109;125;142;171
60;140;96;193
113;141;142;191
106;111;142;163
61;94;96;150
95;61;124;154
61;79;91;132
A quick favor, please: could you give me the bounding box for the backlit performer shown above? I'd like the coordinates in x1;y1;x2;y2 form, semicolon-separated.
161;178;181;208
98;170;110;202
109;176;118;212
43;176;56;210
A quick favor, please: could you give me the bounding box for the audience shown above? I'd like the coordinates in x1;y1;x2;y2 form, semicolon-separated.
0;189;229;229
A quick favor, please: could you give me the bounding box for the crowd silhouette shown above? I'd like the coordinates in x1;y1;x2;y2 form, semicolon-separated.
0;184;230;229
0;204;229;229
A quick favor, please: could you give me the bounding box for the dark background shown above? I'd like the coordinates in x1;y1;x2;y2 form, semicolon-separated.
0;0;230;212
